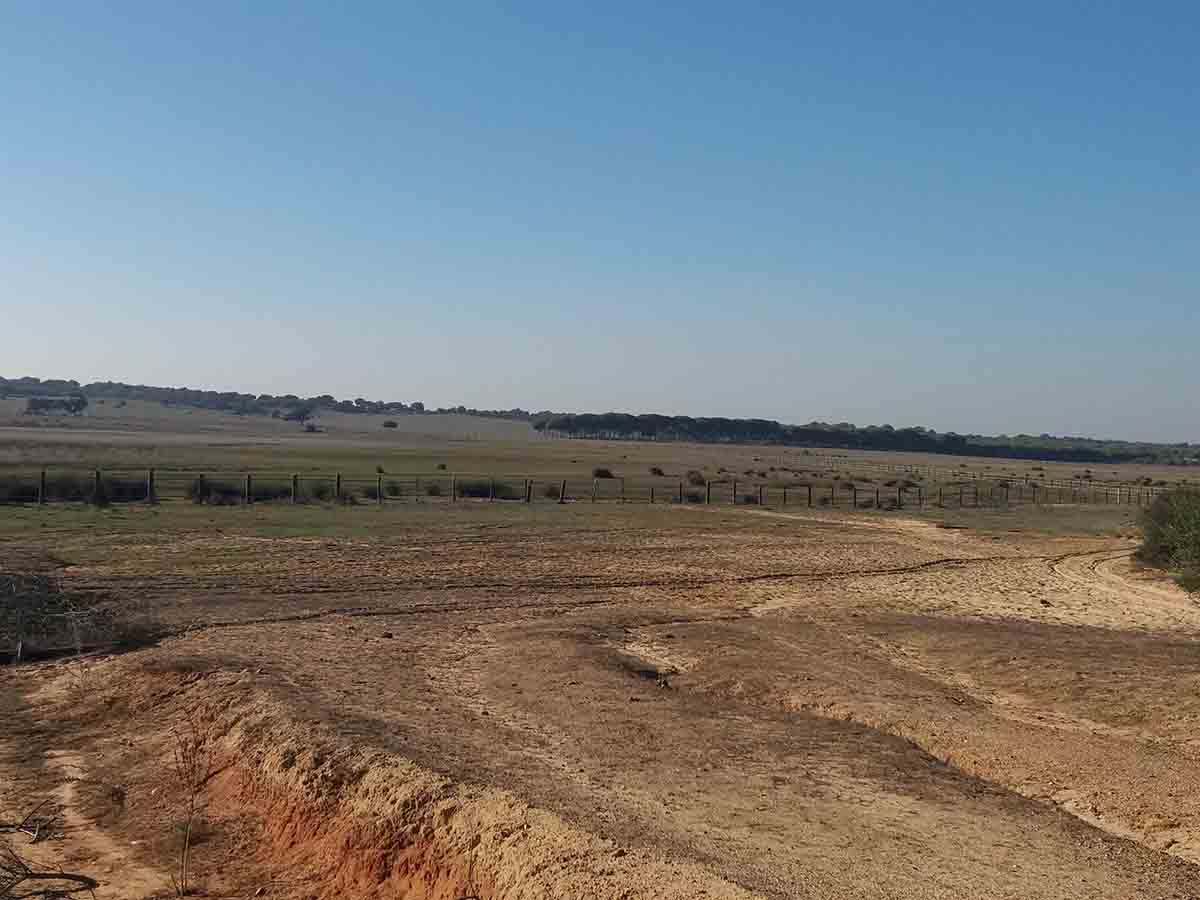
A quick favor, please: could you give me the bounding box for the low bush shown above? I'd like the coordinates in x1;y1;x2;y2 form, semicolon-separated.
740;493;760;506
1138;488;1200;594
456;479;522;500
1;571;162;661
382;420;398;429
686;470;707;487
543;482;561;500
684;489;704;504
425;483;443;497
592;467;615;479
1;474;151;505
649;466;665;477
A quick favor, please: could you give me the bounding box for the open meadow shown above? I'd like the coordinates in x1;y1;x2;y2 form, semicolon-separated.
2;414;1199;900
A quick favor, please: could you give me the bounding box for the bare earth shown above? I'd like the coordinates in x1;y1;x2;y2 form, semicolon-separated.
3;502;1199;899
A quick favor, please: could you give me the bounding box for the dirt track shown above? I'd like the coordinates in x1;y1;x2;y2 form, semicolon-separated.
3;504;1199;899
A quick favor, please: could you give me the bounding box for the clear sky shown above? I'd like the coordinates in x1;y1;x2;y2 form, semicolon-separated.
2;3;1196;441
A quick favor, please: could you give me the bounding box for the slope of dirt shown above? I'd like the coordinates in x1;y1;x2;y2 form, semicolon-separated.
2;504;1199;899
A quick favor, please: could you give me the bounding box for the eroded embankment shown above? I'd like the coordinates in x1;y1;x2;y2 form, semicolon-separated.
34;662;763;900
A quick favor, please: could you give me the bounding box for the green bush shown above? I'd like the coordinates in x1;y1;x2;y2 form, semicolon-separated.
1138;488;1200;594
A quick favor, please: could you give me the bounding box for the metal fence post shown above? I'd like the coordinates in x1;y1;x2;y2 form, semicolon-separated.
335;473;342;503
38;469;47;505
146;468;155;503
706;481;712;505
244;473;252;505
291;474;298;504
377;475;383;504
559;478;567;503
93;469;102;504
451;474;457;502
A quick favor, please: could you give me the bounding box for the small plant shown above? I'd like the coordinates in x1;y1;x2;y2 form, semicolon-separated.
686;470;706;487
170;710;214;897
649;466;665;477
382;420;398;429
684;489;704;504
425;483;443;497
592;467;615;479
542;482;561;500
437;463;447;470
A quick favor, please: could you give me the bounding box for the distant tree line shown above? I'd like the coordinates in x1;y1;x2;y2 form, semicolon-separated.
532;413;1199;465
0;376;532;423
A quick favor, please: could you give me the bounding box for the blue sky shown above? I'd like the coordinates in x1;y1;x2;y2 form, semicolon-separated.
1;3;1196;441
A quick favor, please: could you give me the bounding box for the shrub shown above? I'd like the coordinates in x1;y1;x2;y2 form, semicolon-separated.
649;466;665;477
437;463;447;470
686;470;706;487
741;493;760;506
425;483;443;497
1138;488;1200;594
592;467;615;479
457;479;522;500
684;489;704;504
382;420;398;429
543;482;561;500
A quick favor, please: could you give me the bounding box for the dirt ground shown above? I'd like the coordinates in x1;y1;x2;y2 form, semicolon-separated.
2;500;1199;899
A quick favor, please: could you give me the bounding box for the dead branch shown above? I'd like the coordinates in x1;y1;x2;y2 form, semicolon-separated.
0;802;63;845
0;841;97;900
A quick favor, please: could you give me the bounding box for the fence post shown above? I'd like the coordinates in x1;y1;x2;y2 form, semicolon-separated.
289;474;297;504
244;473;252;505
959;486;964;507
524;479;531;503
678;480;684;503
489;477;495;502
39;469;47;505
592;479;598;503
807;485;813;507
620;478;626;504
973;485;978;508
830;485;836;507
897;486;903;509
918;486;923;508
731;479;737;505
335;473;342;503
852;486;857;508
559;478;567;503
377;475;383;504
757;484;764;506
93;469;102;504
451;474;457;502
876;487;880;508
146;468;155;503
706;481;712;505
650;486;656;504
782;486;788;506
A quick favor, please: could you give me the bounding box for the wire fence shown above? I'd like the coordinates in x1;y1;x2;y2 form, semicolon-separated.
0;467;1170;510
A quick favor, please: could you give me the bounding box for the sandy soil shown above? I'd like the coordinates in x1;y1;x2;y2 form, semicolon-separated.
2;504;1199;899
